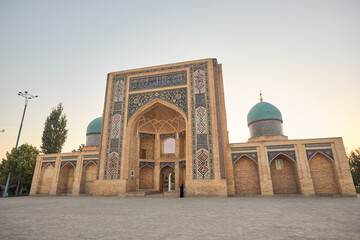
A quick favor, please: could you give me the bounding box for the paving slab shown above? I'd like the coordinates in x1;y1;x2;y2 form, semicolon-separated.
0;195;359;240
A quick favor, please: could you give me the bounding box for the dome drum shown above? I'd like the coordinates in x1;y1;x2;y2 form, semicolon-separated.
248;120;284;138
86;117;103;146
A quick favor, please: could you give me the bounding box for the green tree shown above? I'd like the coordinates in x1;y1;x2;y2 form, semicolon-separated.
41;103;68;154
348;147;360;187
0;143;39;195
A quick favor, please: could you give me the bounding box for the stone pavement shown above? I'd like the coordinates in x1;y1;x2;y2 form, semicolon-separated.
0;195;359;240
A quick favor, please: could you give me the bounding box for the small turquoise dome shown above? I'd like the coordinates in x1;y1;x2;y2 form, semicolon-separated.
86;117;102;135
247;102;282;126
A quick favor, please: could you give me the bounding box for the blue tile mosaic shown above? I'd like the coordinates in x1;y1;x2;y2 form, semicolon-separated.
127;88;187;121
267;151;296;163
83;160;98;168
231;146;257;152
232;152;258;164
305;143;331;148
266;145;294;150
160;162;175;169
306;149;334;161
129;71;187;92
83;155;99;159
41;161;55;168
43;157;56;161
179;160;186;168
140;133;156;140
61;156;78;160
139;161;155;168
60;160;77;169
160;133;175;140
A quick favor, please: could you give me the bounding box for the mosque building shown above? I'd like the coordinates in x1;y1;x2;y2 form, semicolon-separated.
30;59;356;197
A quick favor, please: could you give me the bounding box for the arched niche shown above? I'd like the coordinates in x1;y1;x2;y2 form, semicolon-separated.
309;152;339;195
160;166;174;192
139;165;154;189
139;135;155;159
233;156;260;195
57;163;75;195
80;162;97;194
126;100;186;191
37;164;55;194
270;155;299;194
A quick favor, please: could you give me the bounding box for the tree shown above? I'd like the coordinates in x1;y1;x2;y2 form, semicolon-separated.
0;143;39;195
41;103;68;154
348;147;360;187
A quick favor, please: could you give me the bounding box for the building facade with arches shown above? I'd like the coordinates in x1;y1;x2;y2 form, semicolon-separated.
30;58;356;197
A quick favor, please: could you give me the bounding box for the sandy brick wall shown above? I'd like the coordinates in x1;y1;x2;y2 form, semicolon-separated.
233;157;261;195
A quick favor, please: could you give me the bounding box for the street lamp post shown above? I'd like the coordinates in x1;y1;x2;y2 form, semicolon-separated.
2;91;38;198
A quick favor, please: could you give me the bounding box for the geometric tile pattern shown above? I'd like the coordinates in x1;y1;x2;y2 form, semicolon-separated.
114;80;124;102
196;149;209;179
139;161;155;168
60;161;77;169
127;88;187;121
107;152;119;180
43;157;57;161
194;70;205;94
267;151;297;163
306;149;334;162
196;107;207;134
190;66;214;180
104;61;215;181
232;152;258;164
41;161;55;168
129;71;187;92
111;114;121;139
104;76;127;180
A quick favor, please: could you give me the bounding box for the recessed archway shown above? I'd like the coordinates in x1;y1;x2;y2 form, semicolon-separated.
125;100;187;192
270;155;299;194
160;166;175;192
139;165;154;189
57;163;75;194
37;164;55;194
80;162;97;194
139;135;155;159
233;156;260;195
309;153;339;195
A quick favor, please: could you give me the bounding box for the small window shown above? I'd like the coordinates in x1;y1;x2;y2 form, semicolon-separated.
164;138;175;154
275;159;283;170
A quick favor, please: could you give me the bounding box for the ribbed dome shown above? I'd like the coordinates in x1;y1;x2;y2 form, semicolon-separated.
86;117;102;135
247;102;282;126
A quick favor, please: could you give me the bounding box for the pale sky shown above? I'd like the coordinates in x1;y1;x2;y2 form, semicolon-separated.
0;0;359;161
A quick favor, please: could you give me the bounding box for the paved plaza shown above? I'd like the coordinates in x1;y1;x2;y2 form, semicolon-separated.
1;195;359;240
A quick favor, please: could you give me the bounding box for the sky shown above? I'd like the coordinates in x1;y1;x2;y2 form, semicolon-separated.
0;0;359;160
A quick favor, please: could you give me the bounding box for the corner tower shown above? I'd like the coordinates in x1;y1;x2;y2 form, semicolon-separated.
92;59;229;196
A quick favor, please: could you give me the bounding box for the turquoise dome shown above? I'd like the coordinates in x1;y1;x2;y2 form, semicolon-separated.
247;102;282;125
86;117;102;135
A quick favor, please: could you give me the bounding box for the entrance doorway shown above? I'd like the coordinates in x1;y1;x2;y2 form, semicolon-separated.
160;166;175;192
